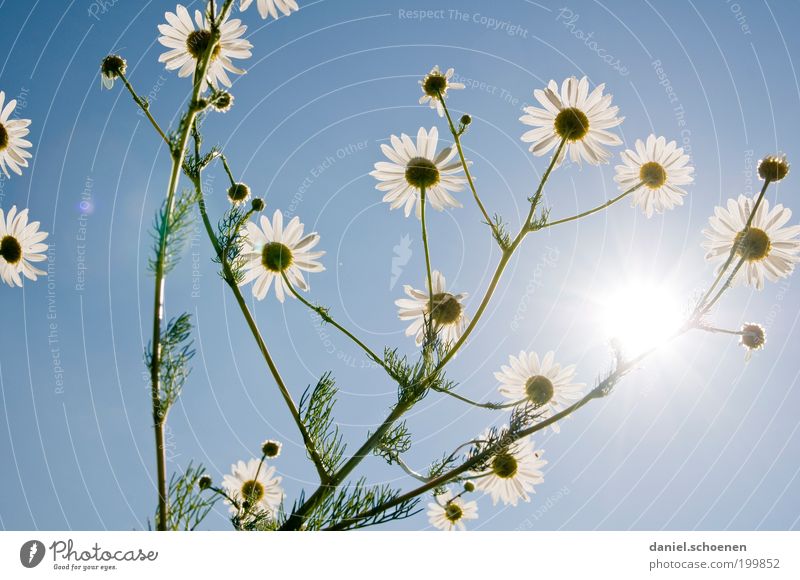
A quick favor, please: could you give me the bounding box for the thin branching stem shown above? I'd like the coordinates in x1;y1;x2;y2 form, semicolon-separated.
280;272;394;376
702;256;746;314
191;154;330;485
438;91;498;241
324;326;689;531
539;182;644;229
420;185;435;346
147;0;234;530
433;386;520;410
119;73;170;147
281;139;567;530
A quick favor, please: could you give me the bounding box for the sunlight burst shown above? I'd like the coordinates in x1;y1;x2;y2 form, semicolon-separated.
602;282;683;355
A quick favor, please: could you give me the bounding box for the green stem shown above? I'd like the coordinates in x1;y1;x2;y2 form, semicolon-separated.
280;139;566;531
438;91;497;240
433;387;520;410
119;73;170;147
540;182;643;229
325;326;685;531
280;272;393;376
148;0;231;528
701;256;746;315
192;168;330;485
220;154;237;187
420;185;436;357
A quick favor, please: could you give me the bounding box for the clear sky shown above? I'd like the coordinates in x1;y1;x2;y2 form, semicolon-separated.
1;0;799;531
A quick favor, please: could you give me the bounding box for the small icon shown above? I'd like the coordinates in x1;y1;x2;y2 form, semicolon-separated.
20;540;46;568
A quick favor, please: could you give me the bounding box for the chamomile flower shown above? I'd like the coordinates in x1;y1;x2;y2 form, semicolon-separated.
240;209;325;302
395;270;468;346
0;91;32;178
427;489;478;531
221;458;283;515
702;195;800;290
614;134;695;218
240;0;298;20
495;351;585;434
370;127;466;219
0;206;48;288
418;66;465;117
520;76;623;165
157;4;252;91
471;432;547;506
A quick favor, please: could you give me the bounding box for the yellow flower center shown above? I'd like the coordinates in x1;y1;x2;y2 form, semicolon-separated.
186;30;221;61
0;235;22;265
525;375;555;407
430;292;462;325
405;157;440;189
262;242;293;272
734;228;771;262
639;161;667;189
241;479;265;504
0;122;8;152
444;501;463;523
554;107;589;141
491;452;518;479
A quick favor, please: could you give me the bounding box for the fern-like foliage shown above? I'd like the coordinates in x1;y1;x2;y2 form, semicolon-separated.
299;372;345;476
148;188;199;275
158;462;217;531
214;205;249;284
145;312;195;416
303;477;420;531
373;421;411;465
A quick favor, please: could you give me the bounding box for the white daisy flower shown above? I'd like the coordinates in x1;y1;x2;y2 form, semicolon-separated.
520;76;623;165
614;134;695;218
495;350;585;434
702;195;800;290
0;91;33;178
240;0;298;20
471;431;547;506
0;206;48;288
221;458;283;515
157;4;252;90
418;66;465;117
395;270;468;347
370;127;467;219
240;209;325;302
427;489;478;531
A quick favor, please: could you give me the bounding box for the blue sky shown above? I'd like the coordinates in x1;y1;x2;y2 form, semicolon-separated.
1;0;800;531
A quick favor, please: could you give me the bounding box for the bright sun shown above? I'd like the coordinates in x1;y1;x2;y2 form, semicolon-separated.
601;282;684;355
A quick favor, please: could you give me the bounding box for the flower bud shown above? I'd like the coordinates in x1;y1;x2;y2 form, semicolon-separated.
463;481;475;493
758;154;789;182
251;198;265;212
211;91;234;113
460;114;472;126
261;439;282;458
227;182;251;205
100;55;126;89
740;323;766;351
198;475;212;490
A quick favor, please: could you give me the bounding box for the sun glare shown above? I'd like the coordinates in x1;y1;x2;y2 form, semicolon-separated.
602;282;684;355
